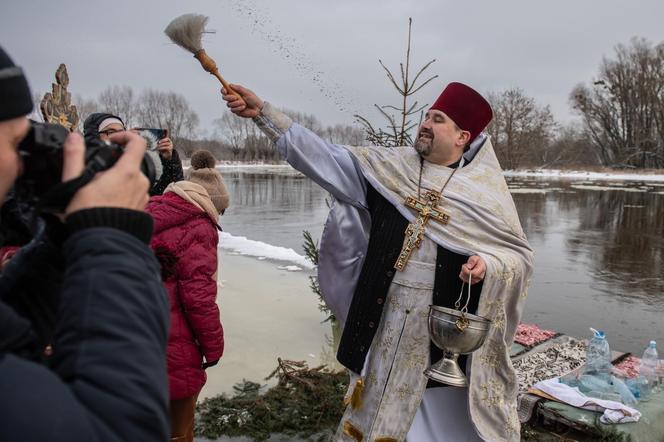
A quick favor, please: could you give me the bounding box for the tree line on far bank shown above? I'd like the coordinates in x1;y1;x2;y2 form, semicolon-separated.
488;37;664;170
66;36;664;170
67;87;366;163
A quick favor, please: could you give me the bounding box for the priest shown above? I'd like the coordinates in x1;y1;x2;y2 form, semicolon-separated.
222;82;533;442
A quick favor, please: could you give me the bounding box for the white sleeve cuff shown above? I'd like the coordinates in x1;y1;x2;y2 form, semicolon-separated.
252;102;294;143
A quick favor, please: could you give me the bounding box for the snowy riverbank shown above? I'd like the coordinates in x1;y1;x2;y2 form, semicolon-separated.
503;168;664;182
184;159;664;182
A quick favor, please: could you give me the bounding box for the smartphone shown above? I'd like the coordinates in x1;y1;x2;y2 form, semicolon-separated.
134;128;168;141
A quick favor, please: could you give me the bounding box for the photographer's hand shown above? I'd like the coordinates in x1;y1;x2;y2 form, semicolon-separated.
62;132;150;216
157;137;173;160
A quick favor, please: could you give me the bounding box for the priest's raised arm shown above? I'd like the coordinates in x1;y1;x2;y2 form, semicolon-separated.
222;84;368;209
222;84;374;323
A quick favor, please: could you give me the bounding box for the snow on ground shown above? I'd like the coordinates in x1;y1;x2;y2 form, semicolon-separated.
216;164;293;171
504;169;664;182
508;188;550;194
186;161;664;183
218;232;314;270
183;163;294;172
277;265;303;272
570;184;648;192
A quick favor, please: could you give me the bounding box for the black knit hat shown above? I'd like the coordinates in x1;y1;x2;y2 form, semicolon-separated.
0;46;33;122
83;112;125;144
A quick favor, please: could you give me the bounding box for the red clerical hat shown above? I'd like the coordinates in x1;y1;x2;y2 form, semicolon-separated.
430;82;493;142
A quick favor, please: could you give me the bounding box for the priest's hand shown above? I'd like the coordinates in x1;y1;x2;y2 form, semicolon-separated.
221;84;264;118
460;255;486;285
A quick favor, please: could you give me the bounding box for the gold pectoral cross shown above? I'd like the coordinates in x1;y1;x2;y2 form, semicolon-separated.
394;190;451;271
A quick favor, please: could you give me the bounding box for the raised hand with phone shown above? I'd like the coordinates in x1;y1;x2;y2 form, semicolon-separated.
82;114;184;197
133;128;174;161
129;126;183;195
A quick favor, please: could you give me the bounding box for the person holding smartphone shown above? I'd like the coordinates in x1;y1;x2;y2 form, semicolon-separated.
149;131;185;196
83;113;184;196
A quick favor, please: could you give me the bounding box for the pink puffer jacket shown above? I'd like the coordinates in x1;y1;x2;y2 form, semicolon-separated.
146;192;224;400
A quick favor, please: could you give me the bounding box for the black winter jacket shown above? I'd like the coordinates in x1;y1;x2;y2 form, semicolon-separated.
0;225;169;441
150;149;184;196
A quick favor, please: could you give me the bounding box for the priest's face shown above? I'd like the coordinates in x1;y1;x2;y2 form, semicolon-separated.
414;110;470;165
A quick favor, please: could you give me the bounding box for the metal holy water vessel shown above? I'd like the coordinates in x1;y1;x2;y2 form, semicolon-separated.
424;305;492;387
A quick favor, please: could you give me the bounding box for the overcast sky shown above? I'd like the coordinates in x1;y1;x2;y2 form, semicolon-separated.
2;0;664;136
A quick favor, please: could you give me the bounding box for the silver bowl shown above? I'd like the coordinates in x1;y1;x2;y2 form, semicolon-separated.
424;305;492;387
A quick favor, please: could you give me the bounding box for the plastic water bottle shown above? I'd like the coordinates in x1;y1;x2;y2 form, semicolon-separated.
585;328;611;380
638;341;658;401
611;375;638;406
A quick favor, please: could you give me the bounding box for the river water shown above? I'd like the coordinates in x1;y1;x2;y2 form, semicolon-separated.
205;167;664;396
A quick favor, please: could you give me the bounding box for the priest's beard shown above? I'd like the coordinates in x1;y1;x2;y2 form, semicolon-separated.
413;129;434;157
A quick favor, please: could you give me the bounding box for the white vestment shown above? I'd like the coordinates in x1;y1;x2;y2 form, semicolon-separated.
334;180;482;442
407;387;482;442
253;102;534;442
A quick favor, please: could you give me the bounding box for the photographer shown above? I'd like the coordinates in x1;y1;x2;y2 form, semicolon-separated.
83;113;185;196
0;46;170;441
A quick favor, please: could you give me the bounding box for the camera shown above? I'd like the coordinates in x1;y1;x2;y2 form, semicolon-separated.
14;121;157;213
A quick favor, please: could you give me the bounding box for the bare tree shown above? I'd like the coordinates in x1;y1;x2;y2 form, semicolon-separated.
282;108;366;145
355;18;438;147
487;88;556;169
322;124;366;145
571;37;664;168
282;109;324;134
98;85;136;127
135;89;199;148
213;111;257;160
182;138;230;159
214;107;365;161
542;124;597;168
72;94;99;127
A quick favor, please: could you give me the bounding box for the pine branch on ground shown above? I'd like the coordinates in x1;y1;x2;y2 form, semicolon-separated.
195;359;348;441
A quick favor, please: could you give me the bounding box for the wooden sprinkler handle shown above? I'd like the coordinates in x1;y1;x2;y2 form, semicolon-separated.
194;49;246;106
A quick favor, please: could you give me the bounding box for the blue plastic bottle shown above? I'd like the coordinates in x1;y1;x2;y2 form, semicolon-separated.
638;341;658;401
585;328;611;380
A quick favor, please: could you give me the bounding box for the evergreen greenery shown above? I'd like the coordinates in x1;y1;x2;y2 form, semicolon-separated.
195;360;348;441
